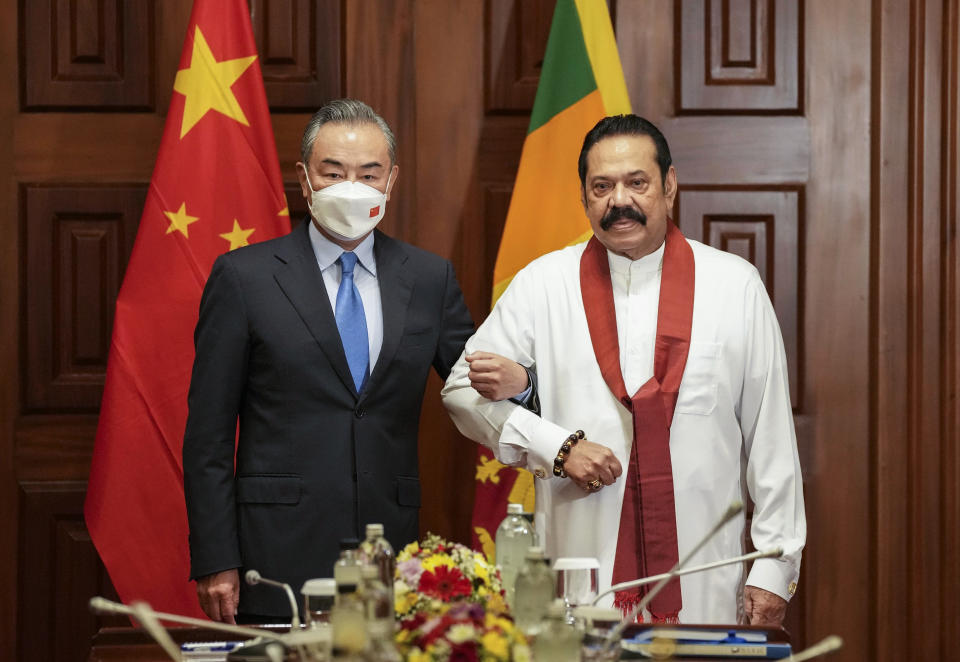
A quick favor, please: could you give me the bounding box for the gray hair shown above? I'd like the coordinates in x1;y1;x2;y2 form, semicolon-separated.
300;98;397;165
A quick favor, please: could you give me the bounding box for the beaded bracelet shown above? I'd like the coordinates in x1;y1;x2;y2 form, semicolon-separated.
552;429;585;477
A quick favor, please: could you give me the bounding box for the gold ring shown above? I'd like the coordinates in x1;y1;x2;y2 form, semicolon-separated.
587;478;603;491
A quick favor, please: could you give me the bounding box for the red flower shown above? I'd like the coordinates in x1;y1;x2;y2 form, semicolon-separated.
419;565;472;601
449;641;479;662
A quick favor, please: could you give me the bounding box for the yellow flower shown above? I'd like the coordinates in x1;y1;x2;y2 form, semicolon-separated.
485;592;507;616
407;648;431;662
481;631;509;659
399;541;420;560
421;554;455;572
395;590;419;615
474;558;491;584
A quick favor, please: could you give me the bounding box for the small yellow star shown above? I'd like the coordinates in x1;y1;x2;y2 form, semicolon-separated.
164;202;200;237
278;205;289;217
219;219;255;250
173;26;257;139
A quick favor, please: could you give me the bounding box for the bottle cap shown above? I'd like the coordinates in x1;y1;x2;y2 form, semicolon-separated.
547;599;568;618
339;538;360;550
365;523;384;538
301;578;336;597
552;557;600;571
507;503;524;514
525;546;545;560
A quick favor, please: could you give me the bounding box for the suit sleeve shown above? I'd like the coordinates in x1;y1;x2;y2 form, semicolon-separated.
432;260;475;379
739;272;807;601
182;254;250;580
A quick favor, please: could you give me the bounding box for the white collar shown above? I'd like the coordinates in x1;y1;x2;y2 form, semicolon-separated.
308;221;377;275
606;240;665;276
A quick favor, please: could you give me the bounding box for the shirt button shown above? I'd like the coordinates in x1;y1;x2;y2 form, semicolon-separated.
534;469;546;479
354;405;366;418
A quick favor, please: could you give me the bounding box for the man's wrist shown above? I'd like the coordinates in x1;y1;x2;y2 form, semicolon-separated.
553;430;585;477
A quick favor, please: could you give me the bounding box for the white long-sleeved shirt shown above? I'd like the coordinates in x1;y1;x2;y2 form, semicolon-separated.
441;238;806;623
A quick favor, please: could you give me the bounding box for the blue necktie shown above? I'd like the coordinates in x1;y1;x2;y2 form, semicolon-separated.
335;252;369;391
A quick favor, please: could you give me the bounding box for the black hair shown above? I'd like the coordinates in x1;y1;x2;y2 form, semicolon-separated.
577;114;672;187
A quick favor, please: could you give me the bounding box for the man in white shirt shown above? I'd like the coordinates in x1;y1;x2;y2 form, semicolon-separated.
442;115;806;625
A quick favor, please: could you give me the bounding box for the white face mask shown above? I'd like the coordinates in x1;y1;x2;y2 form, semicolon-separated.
304;172;391;241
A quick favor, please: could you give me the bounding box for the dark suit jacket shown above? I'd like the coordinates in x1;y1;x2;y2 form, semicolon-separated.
182;219;474;616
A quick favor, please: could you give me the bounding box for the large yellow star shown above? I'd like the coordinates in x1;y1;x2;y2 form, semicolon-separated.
219;219;255;250
164;202;200;237
173;26;257;139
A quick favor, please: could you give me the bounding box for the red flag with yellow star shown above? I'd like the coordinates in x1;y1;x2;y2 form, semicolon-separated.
84;0;289;616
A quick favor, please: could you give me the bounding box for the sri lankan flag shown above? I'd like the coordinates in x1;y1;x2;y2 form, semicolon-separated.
471;0;631;560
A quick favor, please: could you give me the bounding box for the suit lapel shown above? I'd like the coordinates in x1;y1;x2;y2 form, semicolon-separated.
365;231;413;398
273;221;359;397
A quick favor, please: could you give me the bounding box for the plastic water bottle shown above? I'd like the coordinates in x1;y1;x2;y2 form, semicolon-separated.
331;539;368;654
495;503;535;608
532;600;582;661
359;564;401;661
513;546;556;637
360;523;396;606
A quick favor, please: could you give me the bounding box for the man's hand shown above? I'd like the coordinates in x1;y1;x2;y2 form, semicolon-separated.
743;585;787;626
466;352;529;401
197;569;240;624
563;438;623;490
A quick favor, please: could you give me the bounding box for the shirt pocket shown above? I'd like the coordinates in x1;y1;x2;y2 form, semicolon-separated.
675;342;721;416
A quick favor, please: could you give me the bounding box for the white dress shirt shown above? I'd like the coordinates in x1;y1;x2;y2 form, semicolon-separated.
441;238;806;623
308;222;383;371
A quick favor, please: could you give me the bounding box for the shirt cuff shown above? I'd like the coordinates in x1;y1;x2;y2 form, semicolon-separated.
499;406;571;480
745;557;800;602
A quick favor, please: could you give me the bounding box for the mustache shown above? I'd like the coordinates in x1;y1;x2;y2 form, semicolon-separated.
600;205;647;230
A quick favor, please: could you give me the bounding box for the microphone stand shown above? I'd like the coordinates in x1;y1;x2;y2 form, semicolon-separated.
89;596;282;640
786;635;844;661
591;547;783;605
602;500;745;654
244;569;302;630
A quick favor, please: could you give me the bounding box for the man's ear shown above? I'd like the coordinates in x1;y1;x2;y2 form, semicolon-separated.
295;162;311;200
580;185;588;211
664;166;678;208
386;164;399;200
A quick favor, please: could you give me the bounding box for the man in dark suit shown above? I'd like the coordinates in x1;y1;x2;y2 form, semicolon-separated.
182;99;531;623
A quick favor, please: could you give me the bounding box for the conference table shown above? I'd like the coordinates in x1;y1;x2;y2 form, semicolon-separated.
87;623;792;661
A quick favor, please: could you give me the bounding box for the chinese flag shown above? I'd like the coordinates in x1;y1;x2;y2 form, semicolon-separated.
84;0;289;616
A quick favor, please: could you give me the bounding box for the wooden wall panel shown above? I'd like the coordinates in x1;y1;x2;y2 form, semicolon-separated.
871;0;958;659
485;0;553;112
676;187;802;405
676;0;802;113
249;0;342;111
344;0;416;244
21;0;154;110
22;185;145;413
17;482;123;662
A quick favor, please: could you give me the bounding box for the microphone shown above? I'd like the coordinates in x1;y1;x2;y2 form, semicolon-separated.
786;635;844;661
592;547;783;605
245;569;302;629
603;500;745;652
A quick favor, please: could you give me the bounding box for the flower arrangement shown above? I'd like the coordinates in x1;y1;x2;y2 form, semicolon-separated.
393;533;530;661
